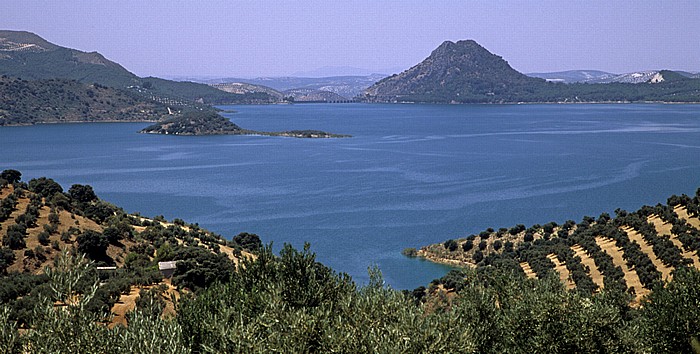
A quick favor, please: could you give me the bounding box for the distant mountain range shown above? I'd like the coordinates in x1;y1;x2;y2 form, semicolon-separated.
290;66;402;77
196;75;384;101
2;31;699;106
526;70;617;83
363;40;700;103
0;30;276;105
528;70;700;84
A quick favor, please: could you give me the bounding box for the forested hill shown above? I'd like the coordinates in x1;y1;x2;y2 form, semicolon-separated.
414;187;700;302
0;76;169;125
0;30;276;105
362;40;700;103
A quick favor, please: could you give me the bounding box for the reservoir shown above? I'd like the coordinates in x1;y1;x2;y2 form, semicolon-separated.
1;103;699;289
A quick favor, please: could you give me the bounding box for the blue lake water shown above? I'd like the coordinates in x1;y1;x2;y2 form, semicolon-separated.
1;103;699;289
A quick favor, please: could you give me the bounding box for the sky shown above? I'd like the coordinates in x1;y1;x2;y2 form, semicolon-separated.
2;1;699;78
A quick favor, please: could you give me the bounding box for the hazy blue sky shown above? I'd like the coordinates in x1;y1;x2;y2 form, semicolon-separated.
3;1;699;78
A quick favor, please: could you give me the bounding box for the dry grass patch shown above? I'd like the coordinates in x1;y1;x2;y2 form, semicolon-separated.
648;215;700;268
546;254;575;289
0;184;13;199
519;261;536;279
109;279;181;328
595;236;647;300
620;226;673;281
674;205;700;230
219;243;255;266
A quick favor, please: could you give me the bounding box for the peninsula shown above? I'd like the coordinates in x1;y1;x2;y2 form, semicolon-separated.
139;110;351;138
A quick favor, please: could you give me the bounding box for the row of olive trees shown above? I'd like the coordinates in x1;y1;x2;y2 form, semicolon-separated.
3;245;700;353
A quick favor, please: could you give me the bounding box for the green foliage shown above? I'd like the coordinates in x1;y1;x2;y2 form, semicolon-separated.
443;239;458;252
640;268;700;353
83;201;119;224
3;224;26;250
493;239;503;251
27;177;63;199
37;232;50;246
0;248;15;274
0;170;21;184
68;184;97;204
462;238;474;252
76;230;109;261
232;232;262;252
171;247;236;291
2;244;700;352
140;110;243;135
0;306;22;354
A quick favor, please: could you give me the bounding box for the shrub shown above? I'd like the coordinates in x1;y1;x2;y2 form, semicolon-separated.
493;240;503;251
444;239;458;252
462;239;474;252
233;232;262;252
76;230;108;261
37;231;50;246
28;177;63;199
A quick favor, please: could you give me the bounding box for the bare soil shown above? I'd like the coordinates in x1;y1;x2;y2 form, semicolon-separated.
620;226;673;281
648;215;700;267
595;237;647;300
570;244;605;290
519;261;536;279
546;254;576;289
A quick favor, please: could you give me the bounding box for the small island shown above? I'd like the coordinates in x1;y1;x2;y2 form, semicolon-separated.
139;110;351;138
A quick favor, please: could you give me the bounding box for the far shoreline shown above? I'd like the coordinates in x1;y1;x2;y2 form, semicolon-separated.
3;101;700;128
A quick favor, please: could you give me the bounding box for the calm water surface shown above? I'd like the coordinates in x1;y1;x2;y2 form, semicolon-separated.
1;104;699;289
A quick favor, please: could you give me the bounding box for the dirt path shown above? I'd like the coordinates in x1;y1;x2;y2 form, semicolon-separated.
595;237;647;299
570;244;605;290
648;215;700;268
519;262;537;279
546;254;575;289
620;226;673;281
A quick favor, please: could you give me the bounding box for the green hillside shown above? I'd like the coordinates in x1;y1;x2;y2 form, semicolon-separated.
0;30;276;105
0;76;169;125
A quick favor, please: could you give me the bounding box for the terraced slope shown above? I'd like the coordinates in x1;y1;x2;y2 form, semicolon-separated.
0;172;261;327
675;205;700;229
648;215;700;267
595;237;646;298
417;188;700;301
547;253;575;289
571;244;605;290
620;226;674;281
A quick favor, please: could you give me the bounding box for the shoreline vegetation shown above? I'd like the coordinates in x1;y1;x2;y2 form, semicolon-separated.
2;170;700;352
138;110;351;138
